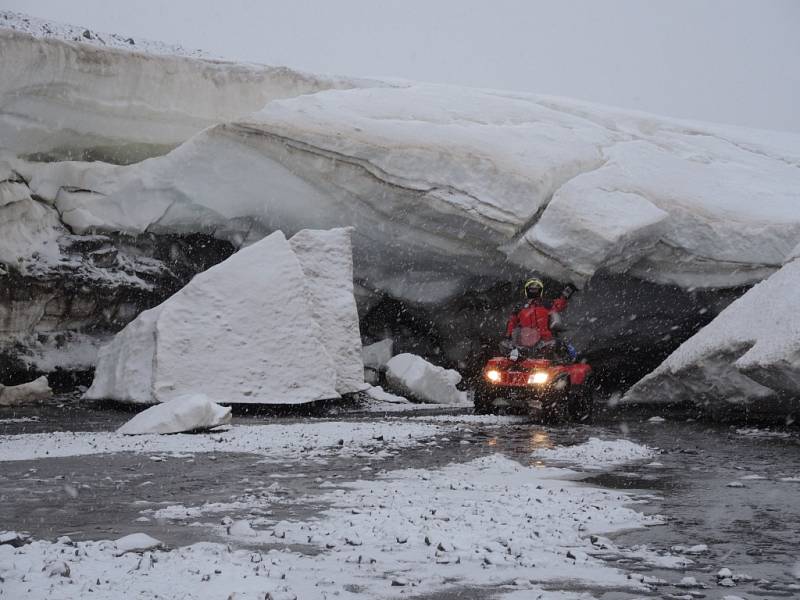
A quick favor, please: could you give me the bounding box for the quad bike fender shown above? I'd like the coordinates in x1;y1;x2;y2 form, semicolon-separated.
567;363;592;386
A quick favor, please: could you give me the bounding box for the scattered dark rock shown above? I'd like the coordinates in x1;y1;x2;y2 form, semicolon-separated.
344;536;362;546
0;531;30;547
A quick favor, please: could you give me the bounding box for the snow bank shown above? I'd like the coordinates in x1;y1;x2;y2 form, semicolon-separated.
0;420;442;462
0;375;52;406
10;332;107;373
0;454;662;598
385;353;468;405
87;229;362;404
624;256;800;408
117;394;231;435
533;438;657;469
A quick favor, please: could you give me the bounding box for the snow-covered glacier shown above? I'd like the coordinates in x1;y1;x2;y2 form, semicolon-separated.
10;82;800;294
242;86;800;290
2;11;800;407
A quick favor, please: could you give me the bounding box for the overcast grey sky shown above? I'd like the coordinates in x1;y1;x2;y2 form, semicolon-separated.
3;0;799;132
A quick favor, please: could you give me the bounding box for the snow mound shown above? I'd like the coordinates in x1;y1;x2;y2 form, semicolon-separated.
533;438;657;469
362;339;394;370
117;394;231;435
114;533;162;555
624;256;800;409
0;375;52;406
86;228;362;404
385;353;468;405
227;520;256;537
365;385;409;404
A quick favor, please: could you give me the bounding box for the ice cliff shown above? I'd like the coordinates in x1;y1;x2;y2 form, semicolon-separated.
0;13;370;162
4;13;799;293
2;12;800;408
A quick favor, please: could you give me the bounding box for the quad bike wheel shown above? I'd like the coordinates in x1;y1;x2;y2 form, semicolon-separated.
541;375;571;423
567;375;595;423
473;385;496;415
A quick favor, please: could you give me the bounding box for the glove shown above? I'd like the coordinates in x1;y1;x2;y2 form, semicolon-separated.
561;283;578;299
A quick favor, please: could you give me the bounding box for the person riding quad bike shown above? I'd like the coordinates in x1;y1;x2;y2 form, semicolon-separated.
504;278;578;360
474;277;591;420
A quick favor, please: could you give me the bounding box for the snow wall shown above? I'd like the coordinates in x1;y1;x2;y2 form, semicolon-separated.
0;24;369;162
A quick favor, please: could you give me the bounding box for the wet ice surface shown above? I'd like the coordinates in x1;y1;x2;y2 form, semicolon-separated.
591;419;800;599
1;397;799;599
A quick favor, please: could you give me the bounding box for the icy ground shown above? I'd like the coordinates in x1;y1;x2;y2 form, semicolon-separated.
1;400;799;599
0;420;442;462
532;437;656;469
1;454;656;599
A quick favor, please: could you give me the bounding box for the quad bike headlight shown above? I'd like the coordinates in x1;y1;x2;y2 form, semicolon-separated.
485;369;502;383
528;371;549;385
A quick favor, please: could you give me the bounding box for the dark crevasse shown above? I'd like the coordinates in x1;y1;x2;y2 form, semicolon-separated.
359;271;745;394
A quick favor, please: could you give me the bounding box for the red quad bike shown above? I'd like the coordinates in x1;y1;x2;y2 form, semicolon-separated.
474;327;594;422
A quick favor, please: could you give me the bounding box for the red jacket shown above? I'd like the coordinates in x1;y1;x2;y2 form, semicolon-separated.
506;297;567;341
